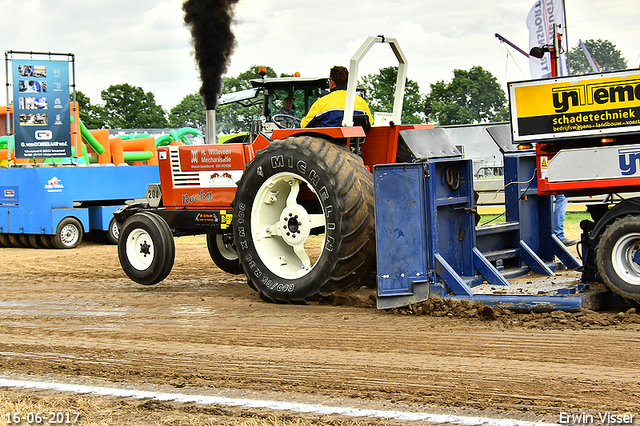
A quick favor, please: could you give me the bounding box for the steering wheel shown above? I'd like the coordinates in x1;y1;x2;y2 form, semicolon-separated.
271;114;302;129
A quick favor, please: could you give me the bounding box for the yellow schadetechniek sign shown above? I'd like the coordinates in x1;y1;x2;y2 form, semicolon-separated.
509;70;640;142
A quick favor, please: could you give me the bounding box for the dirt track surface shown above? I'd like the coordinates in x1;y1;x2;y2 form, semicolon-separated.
0;236;639;425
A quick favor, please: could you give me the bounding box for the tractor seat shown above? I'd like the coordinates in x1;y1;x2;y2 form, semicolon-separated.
352;113;370;130
349;114;369;157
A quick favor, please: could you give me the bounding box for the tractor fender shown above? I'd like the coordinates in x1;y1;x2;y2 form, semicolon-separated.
113;202;151;225
270;127;365;147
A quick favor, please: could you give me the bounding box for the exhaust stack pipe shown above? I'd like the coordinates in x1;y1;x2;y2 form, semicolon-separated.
206;110;216;144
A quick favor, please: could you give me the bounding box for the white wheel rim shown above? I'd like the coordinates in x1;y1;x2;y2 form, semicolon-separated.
216;234;238;261
126;228;155;271
611;232;640;286
251;172;325;279
111;221;120;240
60;224;80;246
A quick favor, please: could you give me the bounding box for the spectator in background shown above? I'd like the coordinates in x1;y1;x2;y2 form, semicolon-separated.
554;194;576;246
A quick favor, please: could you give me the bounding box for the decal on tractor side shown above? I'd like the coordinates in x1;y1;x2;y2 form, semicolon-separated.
198;170;243;188
179;145;244;171
182;189;214;204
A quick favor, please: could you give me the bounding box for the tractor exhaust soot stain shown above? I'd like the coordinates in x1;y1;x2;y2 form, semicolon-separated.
183;0;238;109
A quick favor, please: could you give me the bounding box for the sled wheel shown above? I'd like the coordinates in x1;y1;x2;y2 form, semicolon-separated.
19;234;31;248
28;234;43;249
118;212;175;285
40;234;54;249
596;215;640;304
206;233;243;275
104;217;120;245
8;234;25;248
83;231;99;243
52;217;83;249
233;136;376;303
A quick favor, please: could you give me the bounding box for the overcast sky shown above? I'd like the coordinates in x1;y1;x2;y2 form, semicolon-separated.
2;0;639;111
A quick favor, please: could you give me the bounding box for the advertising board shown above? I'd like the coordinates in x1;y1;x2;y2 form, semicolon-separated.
509;70;640;142
11;59;71;158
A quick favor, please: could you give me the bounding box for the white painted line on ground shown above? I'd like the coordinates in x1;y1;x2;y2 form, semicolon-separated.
0;378;559;426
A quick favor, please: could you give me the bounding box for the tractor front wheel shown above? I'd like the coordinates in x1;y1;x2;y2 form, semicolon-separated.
118;212;175;285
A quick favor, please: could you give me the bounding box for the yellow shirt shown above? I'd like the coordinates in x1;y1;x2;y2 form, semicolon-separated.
301;88;373;128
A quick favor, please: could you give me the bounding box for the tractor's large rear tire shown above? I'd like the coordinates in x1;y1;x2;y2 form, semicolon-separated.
596;215;640;304
344;149;376;288
233;136;376;303
118;212;175;285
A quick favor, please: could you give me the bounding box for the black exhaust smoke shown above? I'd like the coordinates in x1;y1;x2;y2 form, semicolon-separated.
183;0;239;110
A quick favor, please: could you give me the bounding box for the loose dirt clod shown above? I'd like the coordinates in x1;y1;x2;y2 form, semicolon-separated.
388;297;640;329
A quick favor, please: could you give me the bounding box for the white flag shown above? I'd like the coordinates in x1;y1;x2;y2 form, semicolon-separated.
527;0;568;78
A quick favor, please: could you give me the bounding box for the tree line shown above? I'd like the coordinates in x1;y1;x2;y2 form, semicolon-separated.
77;39;628;131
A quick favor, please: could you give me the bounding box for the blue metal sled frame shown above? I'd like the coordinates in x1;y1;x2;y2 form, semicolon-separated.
374;128;597;312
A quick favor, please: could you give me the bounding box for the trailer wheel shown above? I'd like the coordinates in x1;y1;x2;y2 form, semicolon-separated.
52;217;83;249
596;215;640;304
206;233;243;275
233;136;376;303
104;217;120;245
118;212;175;285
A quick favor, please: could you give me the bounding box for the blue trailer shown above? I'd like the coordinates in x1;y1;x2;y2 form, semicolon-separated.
0;164;158;248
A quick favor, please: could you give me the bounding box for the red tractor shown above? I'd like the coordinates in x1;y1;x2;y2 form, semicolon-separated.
115;36;431;302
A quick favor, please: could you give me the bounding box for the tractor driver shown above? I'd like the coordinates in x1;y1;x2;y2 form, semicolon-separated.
274;97;299;128
301;66;373;129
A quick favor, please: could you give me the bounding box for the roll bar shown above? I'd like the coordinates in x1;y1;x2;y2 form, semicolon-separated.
342;35;408;127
